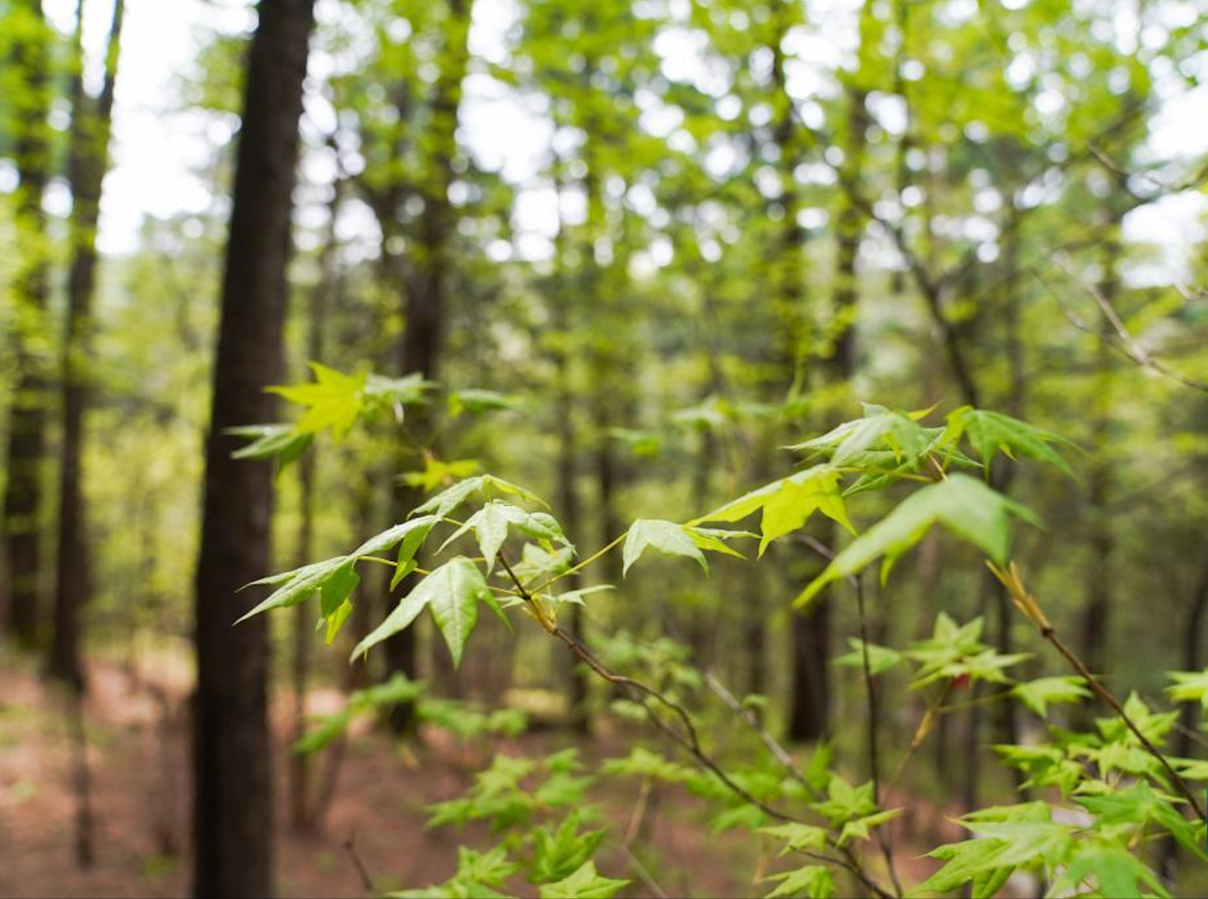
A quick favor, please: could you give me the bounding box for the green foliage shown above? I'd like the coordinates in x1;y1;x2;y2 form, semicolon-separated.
537;862;629;899
796;475;1039;607
1012;676;1092;717
387;845;519;899
622;518;708;576
690;465;854;556
353;556;491;667
762;864;835;899
944;406;1079;478
269;362;367;438
238;389;1206;897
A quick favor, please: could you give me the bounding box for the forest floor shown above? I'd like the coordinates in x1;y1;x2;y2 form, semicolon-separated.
0;646;960;899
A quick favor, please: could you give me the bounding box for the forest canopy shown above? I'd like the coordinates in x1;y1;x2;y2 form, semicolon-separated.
2;0;1208;897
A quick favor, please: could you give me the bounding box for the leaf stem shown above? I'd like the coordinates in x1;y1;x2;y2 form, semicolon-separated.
533;531;627;593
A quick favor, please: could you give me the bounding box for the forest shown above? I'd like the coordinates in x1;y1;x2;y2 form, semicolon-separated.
2;0;1208;896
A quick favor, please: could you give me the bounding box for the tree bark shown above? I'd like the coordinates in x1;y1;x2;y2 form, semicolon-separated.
3;0;53;646
192;1;316;896
49;0;126;689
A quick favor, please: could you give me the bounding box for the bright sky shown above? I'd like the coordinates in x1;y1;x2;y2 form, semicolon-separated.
41;0;1208;280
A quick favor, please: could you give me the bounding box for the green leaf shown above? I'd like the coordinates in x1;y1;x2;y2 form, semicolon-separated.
448;388;521;417
439;502;568;573
1013;676;1092;717
269;362;366;438
411;475;549;519
531;815;607;883
538;861;629;899
319;559;360;618
811;775;877;826
763;864;835;899
1167;669;1208;712
413;476;487;518
392;519;434;589
1076;782;1208;861
352;557;489;665
401;457;482;492
388;845;520;899
918;805;1074;895
324;599;354;645
835;638;902;676
364;372;432;408
690;465;853;556
237;555;352;623
946;406;1077;477
1045;839;1170;899
790;403;935;467
352;516;439;559
686;526;756;559
795;475;1039;607
622;519;709;576
838;808;902;845
227;424;313;471
759;822;828;855
426;558;490;668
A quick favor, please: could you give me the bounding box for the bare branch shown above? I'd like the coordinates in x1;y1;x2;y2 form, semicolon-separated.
1039;260;1208;394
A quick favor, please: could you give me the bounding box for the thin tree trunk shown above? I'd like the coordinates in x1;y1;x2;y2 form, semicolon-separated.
289;178;341;831
1079;222;1121;680
549;165;590;731
788;36;867;741
192;2;316;895
381;0;473;727
3;0;53;646
49;0;126;689
65;686;95;867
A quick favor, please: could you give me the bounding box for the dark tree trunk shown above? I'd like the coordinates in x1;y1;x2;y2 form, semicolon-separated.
49;0;126;689
3;0;53;646
787;64;867;743
192;2;316;896
550;184;589;731
380;0;472;727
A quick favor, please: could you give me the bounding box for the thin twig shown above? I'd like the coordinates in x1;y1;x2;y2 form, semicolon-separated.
343;833;375;894
888;681;955;792
611;841;669;899
1047;629;1206;822
1039;260;1208;394
802;536;904;897
989;562;1207;824
703;671;818;799
497;550;894;899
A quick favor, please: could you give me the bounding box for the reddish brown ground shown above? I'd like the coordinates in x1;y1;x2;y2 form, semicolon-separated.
0;649;952;899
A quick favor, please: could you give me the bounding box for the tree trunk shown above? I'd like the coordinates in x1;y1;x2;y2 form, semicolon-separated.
49;0;126;689
1079;221;1121;680
3;0;53;646
289;178;341;831
788;50;867;743
550;168;590;731
381;0;472;726
192;2;316;896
